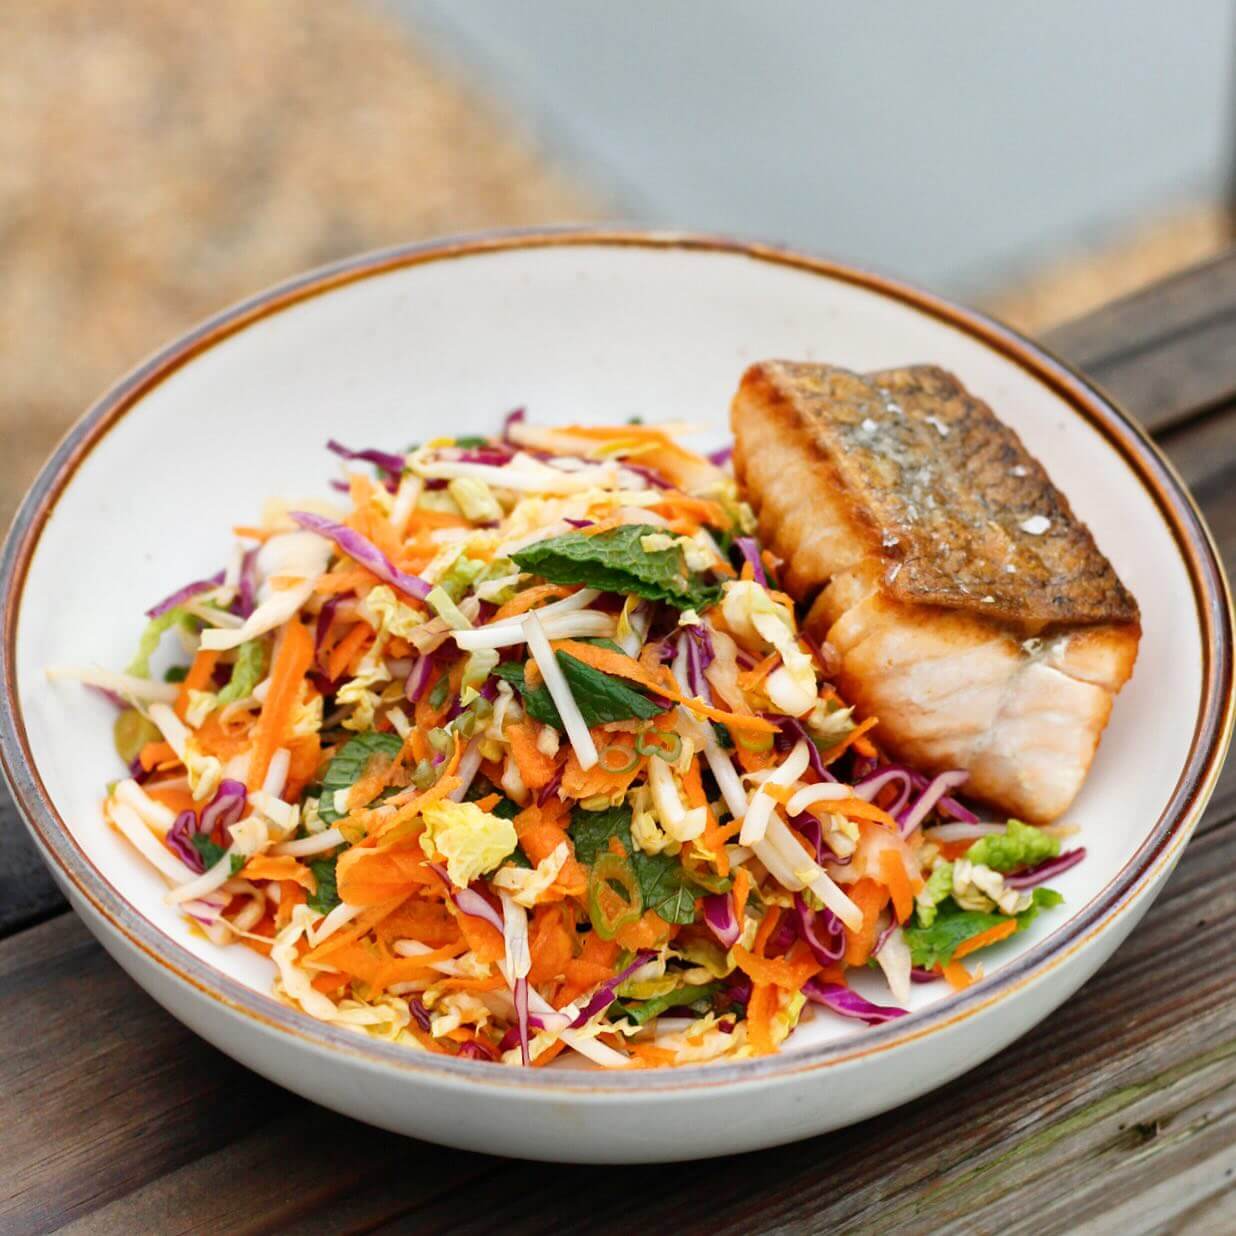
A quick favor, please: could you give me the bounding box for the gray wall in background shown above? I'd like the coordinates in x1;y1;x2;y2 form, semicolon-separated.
395;1;1234;298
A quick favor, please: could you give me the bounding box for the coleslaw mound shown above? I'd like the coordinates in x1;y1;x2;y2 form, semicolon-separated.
70;413;1080;1068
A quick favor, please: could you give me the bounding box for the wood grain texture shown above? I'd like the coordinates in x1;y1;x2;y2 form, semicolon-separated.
2;250;1236;1233
1044;249;1236;431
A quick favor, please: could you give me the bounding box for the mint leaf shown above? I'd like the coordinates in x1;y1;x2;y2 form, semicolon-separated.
191;834;244;875
570;805;704;925
512;525;721;611
965;820;1060;874
163;665;189;684
308;857;341;914
494;654;664;730
217;639;269;706
570;805;634;865
904;888;1063;968
633;852;705;925
318;732;403;824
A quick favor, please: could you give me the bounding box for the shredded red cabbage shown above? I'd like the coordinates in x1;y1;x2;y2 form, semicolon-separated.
536;767;563;807
405;652;435;703
702;892;740;949
501;407;526;443
326;439;406;478
87;684;128;711
771;716;838;781
852;767;914;817
568;949;658;1028
734;537;767;585
899;769;971;836
166;810;202;871
1005;847;1087;889
803;979;907;1023
911;967;942;984
457;1039;498;1061
200;779;248;837
408;994;432;1031
707;444;733;467
290;511;431;601
452;445;516;466
620;462;673;490
237;547;259;618
795;893;846;964
145;570;225;618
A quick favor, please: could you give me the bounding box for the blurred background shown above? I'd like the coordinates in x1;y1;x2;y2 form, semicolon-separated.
5;1;1235;525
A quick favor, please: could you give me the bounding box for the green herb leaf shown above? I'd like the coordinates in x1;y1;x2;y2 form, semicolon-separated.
191;834;244;875
453;435;490;448
570;805;705;925
308;857;341;914
494;654;664;730
904;887;1064;968
163;665;189;684
318;732;403;824
512;524;722;611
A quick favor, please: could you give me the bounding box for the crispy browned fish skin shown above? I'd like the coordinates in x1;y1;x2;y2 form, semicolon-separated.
732;360;1141;823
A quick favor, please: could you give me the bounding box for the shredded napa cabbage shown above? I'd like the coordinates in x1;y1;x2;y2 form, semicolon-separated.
722;580;817;716
419;799;518;887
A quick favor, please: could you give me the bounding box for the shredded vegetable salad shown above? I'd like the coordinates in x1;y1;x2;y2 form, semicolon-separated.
60;412;1082;1068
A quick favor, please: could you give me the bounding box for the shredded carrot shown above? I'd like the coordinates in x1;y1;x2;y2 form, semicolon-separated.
314;567;381;595
550;639;780;734
240;854;317;891
822;797;900;831
628;1043;679;1067
247;619;314;792
843;878;891;967
456;908;505;964
953;918;1018;960
336;843;435;907
138;741;178;772
753;906;783;956
562;731;642;800
325;623;370;683
737;651;780;693
941;959;974;990
506;719;558;791
880;850;918;924
231;524;272;541
302;895;410;965
746;983;777;1054
818;715;880;764
489;584;574;624
175;649;220;720
733;944;820;991
732;867;751;926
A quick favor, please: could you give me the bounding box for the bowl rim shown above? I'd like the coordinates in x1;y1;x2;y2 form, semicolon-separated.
1;226;1232;1095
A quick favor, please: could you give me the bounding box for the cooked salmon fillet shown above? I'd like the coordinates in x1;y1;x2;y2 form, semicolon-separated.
731;361;1140;823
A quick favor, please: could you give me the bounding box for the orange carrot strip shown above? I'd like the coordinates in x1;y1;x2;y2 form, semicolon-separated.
489;584;575;624
747;983;777;1054
326;623;370;683
880;851;917;924
817;715;880;764
843;878;891;967
952;918;1018;961
240;854;317;891
247;620;314;792
737;651;780;692
176;649;220;720
506;719;558;791
753;906;783;957
732;867;751;925
822;797;900;831
138;741;178;772
302;895;409;965
733;944;820;991
941;960;974;990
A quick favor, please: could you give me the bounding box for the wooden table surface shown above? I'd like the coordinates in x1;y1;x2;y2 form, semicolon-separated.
3;252;1236;1235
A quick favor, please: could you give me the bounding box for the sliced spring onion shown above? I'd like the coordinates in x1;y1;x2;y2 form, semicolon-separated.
588;853;644;940
635;729;682;762
598;743;641;775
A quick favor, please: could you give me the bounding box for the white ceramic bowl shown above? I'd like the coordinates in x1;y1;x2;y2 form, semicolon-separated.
2;232;1231;1163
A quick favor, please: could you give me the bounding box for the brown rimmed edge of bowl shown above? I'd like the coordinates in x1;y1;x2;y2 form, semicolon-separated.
0;227;1232;1095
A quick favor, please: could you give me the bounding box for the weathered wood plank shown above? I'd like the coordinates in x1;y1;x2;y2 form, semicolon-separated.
1044;249;1236;431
